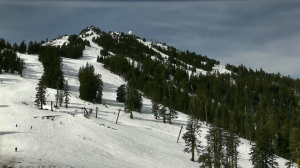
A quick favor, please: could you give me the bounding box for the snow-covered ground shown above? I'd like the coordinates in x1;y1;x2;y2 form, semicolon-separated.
0;50;198;167
137;38;232;77
0;29;295;167
43;35;69;47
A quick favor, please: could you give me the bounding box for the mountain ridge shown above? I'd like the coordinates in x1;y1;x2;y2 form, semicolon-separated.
0;25;299;167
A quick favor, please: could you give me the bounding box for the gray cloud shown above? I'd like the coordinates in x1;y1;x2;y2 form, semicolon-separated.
0;0;300;78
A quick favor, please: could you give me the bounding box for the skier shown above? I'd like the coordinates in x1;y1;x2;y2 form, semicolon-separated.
16;124;17;127
15;147;17;152
31;126;32;129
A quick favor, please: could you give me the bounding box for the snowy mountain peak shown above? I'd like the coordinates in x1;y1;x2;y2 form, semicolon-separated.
79;26;101;37
42;35;69;47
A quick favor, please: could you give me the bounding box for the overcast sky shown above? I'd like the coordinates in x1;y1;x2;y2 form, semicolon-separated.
0;0;300;78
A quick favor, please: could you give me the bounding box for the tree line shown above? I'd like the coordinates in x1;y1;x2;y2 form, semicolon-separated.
0;38;25;76
90;25;300;167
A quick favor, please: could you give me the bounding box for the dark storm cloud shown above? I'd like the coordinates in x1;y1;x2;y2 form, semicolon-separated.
0;0;300;78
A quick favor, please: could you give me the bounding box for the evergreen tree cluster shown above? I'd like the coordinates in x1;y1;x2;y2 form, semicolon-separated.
177;66;300;167
152;44;219;71
92;26;300;166
0;49;24;74
0;38;13;50
60;35;89;59
78;63;103;103
93;31;163;61
38;46;64;89
80;26;102;35
27;41;41;54
0;39;25;75
250;124;278;168
198;123;240;168
18;40;27;53
116;83;143;119
0;39;27;54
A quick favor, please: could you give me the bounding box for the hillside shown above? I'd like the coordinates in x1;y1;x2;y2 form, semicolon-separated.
0;49;199;167
0;26;299;167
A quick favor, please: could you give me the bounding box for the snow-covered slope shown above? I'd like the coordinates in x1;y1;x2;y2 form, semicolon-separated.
136;38;232;76
43;35;69;47
0;29;295;167
0;48;199;167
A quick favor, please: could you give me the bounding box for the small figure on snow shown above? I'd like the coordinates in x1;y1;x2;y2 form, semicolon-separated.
31;126;32;129
16;124;17;127
15;147;17;152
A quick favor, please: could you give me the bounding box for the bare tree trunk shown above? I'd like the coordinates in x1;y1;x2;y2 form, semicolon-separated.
191;122;195;161
297;147;299;168
130;110;133;119
205;102;208;125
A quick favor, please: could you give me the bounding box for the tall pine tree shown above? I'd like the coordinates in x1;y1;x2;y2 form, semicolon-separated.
182;116;202;161
63;80;70;108
116;84;126;102
250;124;278;168
34;79;47;109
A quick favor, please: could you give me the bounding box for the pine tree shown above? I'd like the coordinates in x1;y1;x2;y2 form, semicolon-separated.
59;90;64;107
226;111;241;168
151;101;159;119
55;82;59;107
0;51;3;74
95;75;103;104
160;89;168;123
27;41;34;54
245;112;255;144
225;131;240;168
18;40;27;53
125;84;135;119
116;84;126;102
199;147;213;168
63;80;70;108
168;108;177;124
18;59;25;77
182;116;202;161
27;41;40;54
125;83;143;118
168;94;178;124
12;43;18;52
134;90;143;113
151;90;160;119
95;87;103;104
39;46;64;89
205;122;227;168
160;105;167;123
34;79;47;109
250;124;278;168
78;63;103;102
288;127;300;168
265;106;278;148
